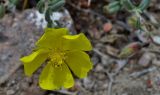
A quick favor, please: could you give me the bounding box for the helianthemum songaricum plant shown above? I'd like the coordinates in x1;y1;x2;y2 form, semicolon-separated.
20;28;93;90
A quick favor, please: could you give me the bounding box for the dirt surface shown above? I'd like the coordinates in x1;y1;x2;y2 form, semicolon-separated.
0;0;160;95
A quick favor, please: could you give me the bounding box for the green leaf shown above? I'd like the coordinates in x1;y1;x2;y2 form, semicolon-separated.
124;0;136;11
48;0;65;11
104;1;121;14
136;18;141;29
9;0;18;5
0;4;5;19
37;0;45;13
45;8;53;27
138;0;150;11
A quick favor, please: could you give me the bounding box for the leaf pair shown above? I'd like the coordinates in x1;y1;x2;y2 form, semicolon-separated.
124;0;150;12
104;0;150;14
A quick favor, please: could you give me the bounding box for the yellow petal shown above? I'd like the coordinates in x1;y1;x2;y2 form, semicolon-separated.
62;33;92;51
20;49;49;76
36;28;69;49
65;50;92;78
39;62;74;90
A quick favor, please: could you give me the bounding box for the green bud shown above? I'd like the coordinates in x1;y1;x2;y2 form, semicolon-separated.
37;0;45;13
127;15;137;28
138;0;150;11
0;4;5;19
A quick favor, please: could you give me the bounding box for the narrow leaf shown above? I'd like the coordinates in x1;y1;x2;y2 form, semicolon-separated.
138;0;150;11
0;4;5;19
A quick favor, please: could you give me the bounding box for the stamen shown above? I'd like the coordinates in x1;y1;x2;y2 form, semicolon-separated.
48;48;66;69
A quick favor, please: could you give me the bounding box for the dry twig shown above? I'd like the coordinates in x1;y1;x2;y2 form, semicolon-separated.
129;66;157;78
106;71;114;95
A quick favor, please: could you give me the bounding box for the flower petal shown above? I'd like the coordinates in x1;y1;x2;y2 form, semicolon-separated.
36;28;69;49
20;49;49;76
39;63;74;90
62;33;92;51
65;50;92;78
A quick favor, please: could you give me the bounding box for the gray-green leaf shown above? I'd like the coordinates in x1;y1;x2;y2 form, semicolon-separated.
104;1;121;14
37;0;45;13
48;0;65;11
124;0;136;11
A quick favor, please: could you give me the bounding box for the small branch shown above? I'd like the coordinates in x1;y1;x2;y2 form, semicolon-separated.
129;66;157;78
93;48;109;59
114;59;129;76
106;71;114;95
108;81;113;95
67;2;109;22
115;20;132;32
143;48;160;55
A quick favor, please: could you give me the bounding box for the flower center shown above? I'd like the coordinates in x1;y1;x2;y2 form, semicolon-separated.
48;49;66;68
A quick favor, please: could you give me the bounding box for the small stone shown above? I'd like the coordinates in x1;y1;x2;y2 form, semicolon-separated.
152;36;160;45
21;82;29;90
138;53;155;67
83;78;93;89
91;55;99;65
7;90;15;95
11;80;16;84
103;22;112;32
103;83;108;88
153;59;160;67
122;93;128;95
1;55;8;61
98;74;106;80
95;64;103;72
135;30;149;43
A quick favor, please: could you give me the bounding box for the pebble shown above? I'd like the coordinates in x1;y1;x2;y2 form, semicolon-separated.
95;64;103;72
138;52;155;67
7;90;15;95
153;59;160;67
122;94;128;95
103;22;112;32
152;36;160;45
21;82;29;90
83;78;93;89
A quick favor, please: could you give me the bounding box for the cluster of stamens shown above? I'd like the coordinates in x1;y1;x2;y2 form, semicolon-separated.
48;49;66;68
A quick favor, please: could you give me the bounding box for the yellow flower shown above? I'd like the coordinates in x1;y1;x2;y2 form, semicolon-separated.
20;28;92;90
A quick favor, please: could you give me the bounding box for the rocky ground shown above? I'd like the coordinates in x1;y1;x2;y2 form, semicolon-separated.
0;0;160;95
